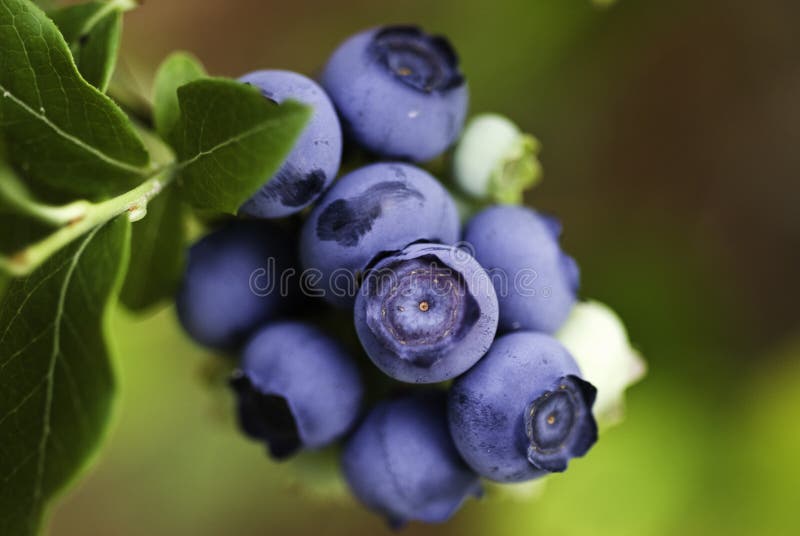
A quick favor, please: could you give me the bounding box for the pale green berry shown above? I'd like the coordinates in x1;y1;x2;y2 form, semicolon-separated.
557;300;647;426
453;114;542;204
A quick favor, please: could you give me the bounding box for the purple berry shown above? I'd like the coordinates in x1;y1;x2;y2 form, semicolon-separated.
449;332;598;482
463;205;579;333
232;321;363;459
322;26;468;162
300;162;459;309
342;391;481;526
176;220;296;350
354;243;498;383
238;70;342;218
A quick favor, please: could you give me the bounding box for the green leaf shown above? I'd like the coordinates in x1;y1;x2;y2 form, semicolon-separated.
0;271;8;299
152;51;206;140
170;78;311;213
0;0;149;198
49;0;135;92
0;216;130;536
120;187;185;311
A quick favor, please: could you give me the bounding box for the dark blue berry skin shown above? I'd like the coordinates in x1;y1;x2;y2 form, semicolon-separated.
231;321;363;459
321;26;468;162
354;243;498;383
238;70;342;218
300;162;460;309
448;332;598;482
176;220;296;350
463;205;579;333
342;391;481;526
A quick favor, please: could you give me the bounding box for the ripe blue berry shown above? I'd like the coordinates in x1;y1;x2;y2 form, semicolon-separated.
238;70;342;218
231;321;363;459
463;205;579;333
354;243;498;383
176;220;296;350
322;26;468;162
300;162;460;309
342;391;481;526
449;332;598;482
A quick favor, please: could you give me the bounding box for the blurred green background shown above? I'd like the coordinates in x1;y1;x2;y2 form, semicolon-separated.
49;0;800;534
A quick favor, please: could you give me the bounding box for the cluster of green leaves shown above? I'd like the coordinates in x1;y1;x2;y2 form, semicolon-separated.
0;1;310;533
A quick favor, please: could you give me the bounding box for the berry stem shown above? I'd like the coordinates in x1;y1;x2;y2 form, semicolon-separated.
0;164;92;227
0;165;176;277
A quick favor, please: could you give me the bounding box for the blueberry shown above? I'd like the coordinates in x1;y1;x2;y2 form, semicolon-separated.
238;70;342;218
448;332;598;482
176;220;296;350
342;391;481;526
463;205;579;333
300;162;460;308
322;25;468;162
231;321;363;459
354;243;498;383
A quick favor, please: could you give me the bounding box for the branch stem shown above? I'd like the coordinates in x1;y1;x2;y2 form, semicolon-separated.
0;166;175;277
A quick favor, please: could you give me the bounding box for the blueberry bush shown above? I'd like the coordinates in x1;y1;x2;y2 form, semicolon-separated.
0;0;642;533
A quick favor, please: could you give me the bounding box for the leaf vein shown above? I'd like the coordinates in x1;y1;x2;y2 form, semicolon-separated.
0;323;54;372
0;257;72;348
0;82;146;175
176;115;288;170
2;450;36;485
0;377;46;426
30;224;103;521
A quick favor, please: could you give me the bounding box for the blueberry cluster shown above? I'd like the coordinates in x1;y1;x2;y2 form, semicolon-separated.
176;25;599;526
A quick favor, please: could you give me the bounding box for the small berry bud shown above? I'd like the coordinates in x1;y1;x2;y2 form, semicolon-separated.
557;301;647;425
453;114;542;204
